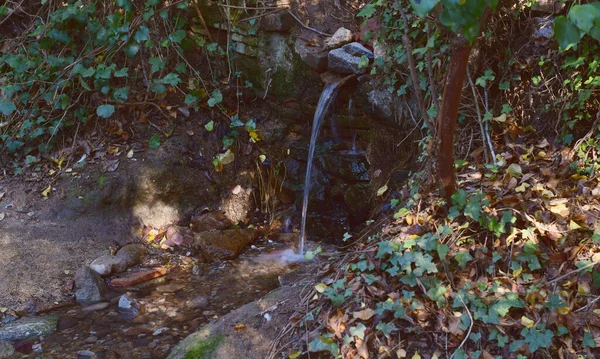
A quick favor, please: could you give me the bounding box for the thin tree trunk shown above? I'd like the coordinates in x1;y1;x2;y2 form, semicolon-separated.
437;40;472;198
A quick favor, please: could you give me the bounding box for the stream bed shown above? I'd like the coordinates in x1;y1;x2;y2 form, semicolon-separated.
6;238;302;359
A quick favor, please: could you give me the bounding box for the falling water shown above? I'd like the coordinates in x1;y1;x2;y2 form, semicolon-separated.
298;77;351;255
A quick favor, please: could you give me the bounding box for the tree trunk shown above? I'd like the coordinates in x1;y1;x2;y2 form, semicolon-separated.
437;40;472;198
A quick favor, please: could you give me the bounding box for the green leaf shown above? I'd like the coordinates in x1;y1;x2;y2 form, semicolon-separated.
49;29;71;44
148;134;161;149
307;335;339;356
568;4;598;34
184;94;198;106
204;120;214;131
454;250;473;269
169;29;186;44
134;26;150;43
124;43;140;57
148;57;166;74
349;323;367;339
114;68;129;77
357;4;376;18
410;0;440;18
554;16;582;51
0;98;17;116
113;87;129;102
583;331;597;347
96;104;115;118
545;294;565;311
208;89;222;107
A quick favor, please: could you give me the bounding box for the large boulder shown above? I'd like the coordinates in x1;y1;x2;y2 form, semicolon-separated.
328;48;367;74
192;229;258;261
318;152;370;181
75;267;109;305
0;316;59;341
294;39;328;73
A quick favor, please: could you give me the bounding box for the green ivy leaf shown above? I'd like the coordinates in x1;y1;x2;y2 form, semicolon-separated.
114;68;129;78
554;16;582;51
204;120;214;131
113;87;129;102
124;43;140;57
169;29;186;44
454;250;473;269
349;323;367;339
568;4;598;34
148;134;161;149
49;29;71;44
96;104;115;118
357;4;377;18
0;98;17;116
410;0;440;18
134;26;150;43
207;89;222;107
148;57;166;74
161;73;181;86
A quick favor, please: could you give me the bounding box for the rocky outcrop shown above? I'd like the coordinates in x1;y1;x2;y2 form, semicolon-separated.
0;316;59;341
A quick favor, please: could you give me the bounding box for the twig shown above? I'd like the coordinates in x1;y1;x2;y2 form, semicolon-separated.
287;10;332;37
467;69;490;163
576;295;600;313
193;0;213;43
398;7;436;137
545;262;597;287
482;87;497;165
425;23;439;113
451;298;473;359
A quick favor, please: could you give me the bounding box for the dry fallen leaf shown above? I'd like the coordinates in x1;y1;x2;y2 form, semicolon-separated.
353;308;375;321
234;323;246;330
42;185;51;198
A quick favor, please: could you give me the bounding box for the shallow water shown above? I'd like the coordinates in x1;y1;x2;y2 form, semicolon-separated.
8;238;302;359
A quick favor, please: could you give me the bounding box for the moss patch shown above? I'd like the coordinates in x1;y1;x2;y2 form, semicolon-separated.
182;333;225;359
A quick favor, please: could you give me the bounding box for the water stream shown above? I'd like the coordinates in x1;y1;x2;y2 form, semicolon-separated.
298;77;352;254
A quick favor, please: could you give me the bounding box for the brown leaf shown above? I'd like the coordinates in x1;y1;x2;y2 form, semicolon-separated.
353;308;375;321
234;323;247;330
448;315;464;336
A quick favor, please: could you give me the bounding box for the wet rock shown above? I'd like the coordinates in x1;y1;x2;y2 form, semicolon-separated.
155;284;185;293
118;294;142;320
294;39;328;72
0;315;59;341
153;327;169;336
81;302;110;313
342;42;374;59
185;296;209;309
0;340;14;358
328;48;367;74
191;212;232;233
325;27;353;49
77;349;96;359
192;229;258;261
344;183;370;225
115;244;146;267
318;152;370;181
75;267;109;305
110;267;167;287
306;214;347;241
260;12;294;32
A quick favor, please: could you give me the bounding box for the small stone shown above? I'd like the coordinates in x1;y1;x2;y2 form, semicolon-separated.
148;341;157;349
32;343;42;352
77;349;96;359
110;267;167;287
192;229;258;261
75;267;109;305
89;255;129;277
118;294;141;320
85;336;98;344
81;302;110;313
325;27;353;49
155;284;185;293
153;327;169;336
0;340;14;358
115;244;146;267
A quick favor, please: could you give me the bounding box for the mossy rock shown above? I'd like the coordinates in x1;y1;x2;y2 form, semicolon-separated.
168;329;225;359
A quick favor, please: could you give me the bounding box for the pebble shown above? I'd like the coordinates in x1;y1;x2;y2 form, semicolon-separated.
85;336;98;343
153;327;169;336
76;349;96;358
81;302;110;313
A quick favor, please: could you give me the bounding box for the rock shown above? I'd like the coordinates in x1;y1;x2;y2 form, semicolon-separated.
185;296;209;309
118;294;141;320
115;244;146;267
75;267;109;305
110;267;168;287
89;255;129;277
165;226;185;246
32;343;42;352
155;284;185;293
85;336;98;343
153;327;169;336
318;152;370;181
342;42;374;59
77;349;96;359
294;39;328;72
343;183;370;225
0;340;14;358
325;27;353;49
191;212;232;233
0;315;59;341
260;12;294;32
81;302;110;313
328;48;367;74
192;229;258;261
